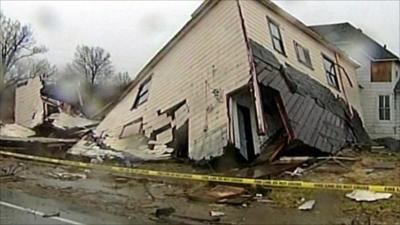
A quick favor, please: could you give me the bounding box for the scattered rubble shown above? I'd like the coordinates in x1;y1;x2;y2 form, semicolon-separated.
186;184;256;207
1;163;24;177
210;210;225;217
68;132;172;165
284;167;304;177
154;206;220;224
373;138;400;151
68;139;124;161
0;163;25;182
0;123;35;137
0;135;78;154
48;112;99;130
48;171;87;181
345;190;392;202
1;150;399;225
187;185;246;203
298;200;316;211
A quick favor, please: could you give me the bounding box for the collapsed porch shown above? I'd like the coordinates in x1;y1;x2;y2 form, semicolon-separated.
225;40;370;164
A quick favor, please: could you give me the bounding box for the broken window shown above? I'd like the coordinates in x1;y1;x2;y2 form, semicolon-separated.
294;41;312;68
132;77;151;109
371;61;392;82
378;95;390;121
267;18;285;55
323;56;340;91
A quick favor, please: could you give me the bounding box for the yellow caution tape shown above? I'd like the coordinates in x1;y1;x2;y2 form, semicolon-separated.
1;150;399;193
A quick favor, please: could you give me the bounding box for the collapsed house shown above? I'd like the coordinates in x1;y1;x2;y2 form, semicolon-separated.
0;76;99;138
89;0;369;162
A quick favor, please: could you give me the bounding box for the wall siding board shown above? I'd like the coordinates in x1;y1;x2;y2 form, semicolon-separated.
15;77;44;128
241;0;362;115
96;1;250;160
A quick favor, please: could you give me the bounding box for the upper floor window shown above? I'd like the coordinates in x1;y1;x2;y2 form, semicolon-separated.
322;56;340;91
378;95;390;121
294;41;312;69
131;77;151;109
267;18;285;55
371;61;392;82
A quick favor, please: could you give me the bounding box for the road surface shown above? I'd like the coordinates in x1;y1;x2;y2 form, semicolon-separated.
0;188;134;225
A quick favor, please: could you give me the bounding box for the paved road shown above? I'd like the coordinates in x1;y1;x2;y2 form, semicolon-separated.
0;188;134;225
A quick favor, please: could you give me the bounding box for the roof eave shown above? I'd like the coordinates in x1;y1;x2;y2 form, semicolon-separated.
372;58;400;63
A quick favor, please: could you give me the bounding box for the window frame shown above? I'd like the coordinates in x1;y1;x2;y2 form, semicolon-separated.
322;55;340;91
378;95;391;121
131;77;151;110
293;41;313;69
267;17;286;56
370;61;392;82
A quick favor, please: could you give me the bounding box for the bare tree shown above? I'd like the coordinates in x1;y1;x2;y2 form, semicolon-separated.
0;12;47;87
72;45;113;87
5;58;56;84
29;59;57;82
115;71;131;86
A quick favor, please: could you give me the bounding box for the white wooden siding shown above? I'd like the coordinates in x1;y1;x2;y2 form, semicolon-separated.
351;50;400;139
97;0;250;160
15;77;44;128
240;0;363;115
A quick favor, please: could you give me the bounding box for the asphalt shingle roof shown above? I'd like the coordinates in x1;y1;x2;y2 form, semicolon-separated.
250;39;370;153
310;23;399;61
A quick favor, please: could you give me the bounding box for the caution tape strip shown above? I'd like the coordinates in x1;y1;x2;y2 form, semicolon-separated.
1;150;399;193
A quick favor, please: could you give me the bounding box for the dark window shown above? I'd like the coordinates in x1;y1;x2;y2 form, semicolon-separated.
267;18;285;55
371;62;392;82
378;95;390;120
323;56;340;90
131;78;151;109
294;41;312;68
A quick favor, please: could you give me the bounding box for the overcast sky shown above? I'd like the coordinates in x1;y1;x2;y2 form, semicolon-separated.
2;0;399;77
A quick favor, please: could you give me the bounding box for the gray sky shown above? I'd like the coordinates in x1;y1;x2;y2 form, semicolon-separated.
2;0;399;77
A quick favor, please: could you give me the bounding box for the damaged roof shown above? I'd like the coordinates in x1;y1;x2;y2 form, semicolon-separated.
250;39;370;154
310;23;400;62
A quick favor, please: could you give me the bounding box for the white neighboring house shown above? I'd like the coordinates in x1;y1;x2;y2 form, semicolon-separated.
311;23;400;140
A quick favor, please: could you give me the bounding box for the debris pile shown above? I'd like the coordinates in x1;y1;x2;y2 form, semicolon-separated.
0;123;36;138
48;168;88;181
68;132;173;165
45;112;99;137
0;163;25;182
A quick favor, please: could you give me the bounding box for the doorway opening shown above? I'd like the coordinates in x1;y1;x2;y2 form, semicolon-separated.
230;87;260;162
237;104;256;161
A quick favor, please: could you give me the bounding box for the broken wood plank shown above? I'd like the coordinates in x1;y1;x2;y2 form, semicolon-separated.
316;156;360;161
0;136;78;144
155;128;173;144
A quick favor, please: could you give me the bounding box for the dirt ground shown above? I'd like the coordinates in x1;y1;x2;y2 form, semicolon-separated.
0;149;399;225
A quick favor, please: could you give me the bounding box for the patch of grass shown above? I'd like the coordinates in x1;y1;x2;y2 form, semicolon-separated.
341;193;400;224
268;188;314;208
